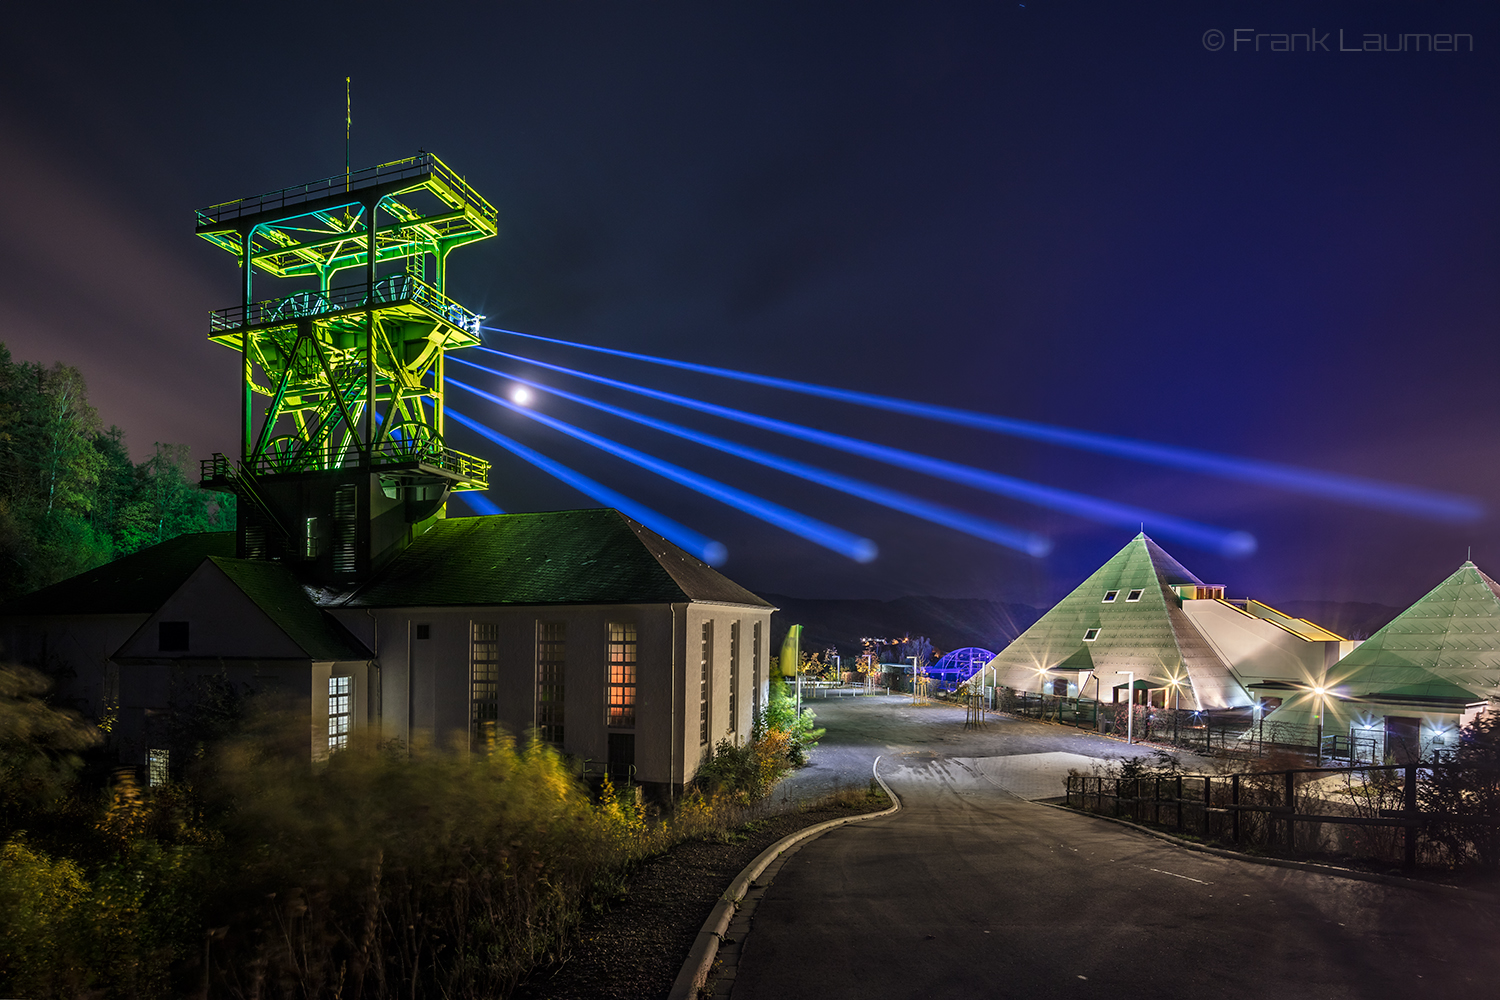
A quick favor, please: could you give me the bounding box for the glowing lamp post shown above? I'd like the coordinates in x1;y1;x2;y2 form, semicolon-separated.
1313;685;1327;764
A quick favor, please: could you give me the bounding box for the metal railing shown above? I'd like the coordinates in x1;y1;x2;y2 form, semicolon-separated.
209;273;482;336
195;151;497;228
1066;762;1500;870
201;443;488;487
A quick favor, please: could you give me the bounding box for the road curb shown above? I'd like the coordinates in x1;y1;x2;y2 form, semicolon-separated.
1035;799;1500;904
667;756;903;1000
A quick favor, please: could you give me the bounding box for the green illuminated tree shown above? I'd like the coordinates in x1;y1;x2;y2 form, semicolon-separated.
0;343;234;599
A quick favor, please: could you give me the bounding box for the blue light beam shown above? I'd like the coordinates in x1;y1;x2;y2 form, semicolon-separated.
451;356;1051;556
449;380;880;563
478;327;1482;524
465;349;1256;557
446;409;728;565
454;491;505;516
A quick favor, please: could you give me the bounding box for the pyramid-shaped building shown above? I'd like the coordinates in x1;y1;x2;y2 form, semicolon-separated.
984;534;1247;708
983;534;1353;711
1262;561;1500;757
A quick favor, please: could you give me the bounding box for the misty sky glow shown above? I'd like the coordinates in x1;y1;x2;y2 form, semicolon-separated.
0;1;1496;610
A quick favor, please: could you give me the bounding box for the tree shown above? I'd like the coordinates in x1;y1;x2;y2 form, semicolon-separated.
0;343;235;599
1420;710;1500;867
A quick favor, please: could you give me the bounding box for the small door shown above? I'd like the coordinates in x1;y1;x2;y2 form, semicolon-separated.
1385;716;1420;764
608;732;636;786
1052;678;1068;697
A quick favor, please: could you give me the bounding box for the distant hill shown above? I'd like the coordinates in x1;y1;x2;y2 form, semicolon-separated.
763;594;1044;658
1273;600;1403;641
763;594;1405;658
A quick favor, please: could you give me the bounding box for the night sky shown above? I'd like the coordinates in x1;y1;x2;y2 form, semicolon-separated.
1;2;1496;611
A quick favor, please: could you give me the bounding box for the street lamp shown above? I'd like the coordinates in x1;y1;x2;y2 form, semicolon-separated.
1167;675;1183;744
1313;685;1327;764
1119;671;1135;744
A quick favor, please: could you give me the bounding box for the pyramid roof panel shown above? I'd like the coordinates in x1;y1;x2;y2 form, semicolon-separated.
1328;561;1500;702
985;534;1242;707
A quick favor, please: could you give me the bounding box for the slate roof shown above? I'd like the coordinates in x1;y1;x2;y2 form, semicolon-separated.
209;558;372;660
0;532;235;617
984;533;1245;709
337;510;773;609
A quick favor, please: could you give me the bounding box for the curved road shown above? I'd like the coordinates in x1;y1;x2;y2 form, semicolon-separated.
729;697;1500;999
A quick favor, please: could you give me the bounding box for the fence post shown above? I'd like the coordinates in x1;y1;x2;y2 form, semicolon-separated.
1232;773;1240;843
1154;777;1160;826
1176;775;1183;831
1403;764;1418;871
1204;775;1212;838
1284;771;1295;851
1114;777;1120;818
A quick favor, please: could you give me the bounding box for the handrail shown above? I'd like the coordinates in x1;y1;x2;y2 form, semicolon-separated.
209;273;482;336
204;438;487;486
195;151;497;228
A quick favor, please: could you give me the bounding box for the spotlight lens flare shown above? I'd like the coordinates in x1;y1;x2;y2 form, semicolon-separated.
511;386;532;405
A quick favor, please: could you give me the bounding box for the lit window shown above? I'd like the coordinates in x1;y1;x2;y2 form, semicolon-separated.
472;623;499;744
752;621;763;721
1126;590;1144;603
304;517;320;559
699;621;713;745
729;621;740;735
608;623;637;729
328;676;351;750
1102;591;1119;603
147;748;169;787
537;622;565;747
1083;628;1101;642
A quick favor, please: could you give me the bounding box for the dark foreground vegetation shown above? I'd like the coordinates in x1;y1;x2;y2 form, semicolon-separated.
0;669;845;998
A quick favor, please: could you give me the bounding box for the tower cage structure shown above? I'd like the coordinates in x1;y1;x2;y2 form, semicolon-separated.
196;151;494;581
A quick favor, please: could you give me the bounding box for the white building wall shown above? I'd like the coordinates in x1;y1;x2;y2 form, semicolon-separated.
332;602;772;794
1182;600;1334;688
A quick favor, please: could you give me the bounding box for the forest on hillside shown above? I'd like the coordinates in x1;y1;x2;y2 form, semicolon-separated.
0;344;233;601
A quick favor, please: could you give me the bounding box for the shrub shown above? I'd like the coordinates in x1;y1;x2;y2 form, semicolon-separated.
1421;711;1500;868
759;679;824;766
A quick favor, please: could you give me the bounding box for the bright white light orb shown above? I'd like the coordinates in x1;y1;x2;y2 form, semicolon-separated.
511;386;532;405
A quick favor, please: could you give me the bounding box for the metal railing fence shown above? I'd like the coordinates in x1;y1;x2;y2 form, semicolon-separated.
196;151;497;227
1066;762;1500;870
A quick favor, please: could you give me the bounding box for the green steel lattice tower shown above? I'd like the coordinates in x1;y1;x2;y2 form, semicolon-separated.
196;152;494;582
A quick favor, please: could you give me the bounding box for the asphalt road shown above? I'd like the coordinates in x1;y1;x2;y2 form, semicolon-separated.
731;697;1500;999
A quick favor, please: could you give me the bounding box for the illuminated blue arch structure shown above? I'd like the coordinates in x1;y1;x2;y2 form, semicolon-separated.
928;647;996;691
